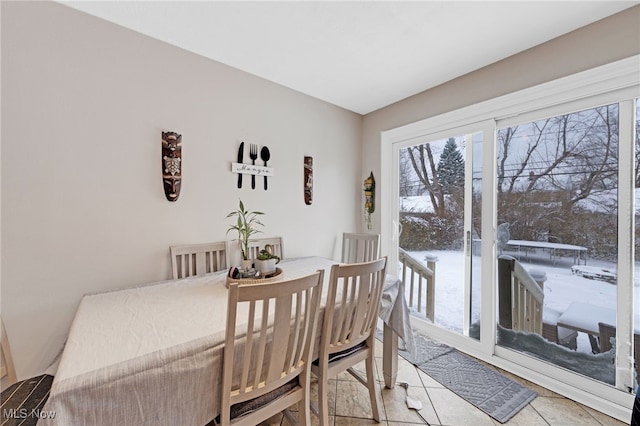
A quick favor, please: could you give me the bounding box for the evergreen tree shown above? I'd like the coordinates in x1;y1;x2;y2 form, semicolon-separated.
436;138;465;193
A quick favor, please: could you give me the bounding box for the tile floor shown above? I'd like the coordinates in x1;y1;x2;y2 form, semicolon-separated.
262;340;628;426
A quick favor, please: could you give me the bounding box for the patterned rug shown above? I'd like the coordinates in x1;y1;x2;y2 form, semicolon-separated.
400;332;537;424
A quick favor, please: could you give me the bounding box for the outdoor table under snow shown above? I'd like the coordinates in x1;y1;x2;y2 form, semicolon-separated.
506;240;587;265
557;301;640;353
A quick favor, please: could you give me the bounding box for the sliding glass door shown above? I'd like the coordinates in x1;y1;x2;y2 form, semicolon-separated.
395;127;486;343
380;57;639;420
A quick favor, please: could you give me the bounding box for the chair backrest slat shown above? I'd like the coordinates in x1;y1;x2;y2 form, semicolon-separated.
169;242;227;279
341;233;380;264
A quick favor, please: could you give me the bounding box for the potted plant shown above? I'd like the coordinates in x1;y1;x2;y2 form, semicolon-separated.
255;244;280;275
226;199;264;270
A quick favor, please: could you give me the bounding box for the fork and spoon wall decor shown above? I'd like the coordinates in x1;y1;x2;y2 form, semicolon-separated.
231;142;274;190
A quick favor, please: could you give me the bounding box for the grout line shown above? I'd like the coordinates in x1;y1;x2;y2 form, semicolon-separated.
416;366;442;426
527;402;551;426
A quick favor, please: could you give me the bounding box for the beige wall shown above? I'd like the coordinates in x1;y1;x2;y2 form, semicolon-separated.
1;1;362;379
362;5;640;235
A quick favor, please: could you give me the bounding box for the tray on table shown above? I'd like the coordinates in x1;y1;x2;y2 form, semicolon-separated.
226;267;282;286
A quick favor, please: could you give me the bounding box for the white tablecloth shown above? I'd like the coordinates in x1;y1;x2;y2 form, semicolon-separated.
41;257;412;426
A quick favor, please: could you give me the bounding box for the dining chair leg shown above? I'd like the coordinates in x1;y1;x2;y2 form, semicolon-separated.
365;354;381;422
299;374;311;426
317;373;331;426
296;400;309;426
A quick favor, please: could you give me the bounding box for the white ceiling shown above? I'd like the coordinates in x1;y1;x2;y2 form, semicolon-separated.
60;1;638;115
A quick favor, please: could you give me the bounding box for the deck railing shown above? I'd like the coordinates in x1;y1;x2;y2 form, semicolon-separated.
498;255;544;334
399;248;436;322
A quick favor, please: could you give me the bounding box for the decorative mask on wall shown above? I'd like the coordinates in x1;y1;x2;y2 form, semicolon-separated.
162;131;182;202
363;172;375;229
304;156;313;205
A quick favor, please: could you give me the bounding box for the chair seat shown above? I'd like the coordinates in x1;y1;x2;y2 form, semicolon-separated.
220;378;299;421
314;341;367;366
1;374;54;426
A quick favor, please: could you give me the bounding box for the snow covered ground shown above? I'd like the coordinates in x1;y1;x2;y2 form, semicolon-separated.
402;249;640;384
403;249;639;354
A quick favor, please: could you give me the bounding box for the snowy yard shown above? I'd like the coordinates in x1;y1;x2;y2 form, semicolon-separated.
403;249;639;354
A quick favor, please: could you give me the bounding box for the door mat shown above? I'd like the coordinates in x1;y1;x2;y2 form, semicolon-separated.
400;332;537;424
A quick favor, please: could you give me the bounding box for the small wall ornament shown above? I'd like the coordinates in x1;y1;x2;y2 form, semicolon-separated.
162;131;182;202
363;171;375;230
304;156;313;205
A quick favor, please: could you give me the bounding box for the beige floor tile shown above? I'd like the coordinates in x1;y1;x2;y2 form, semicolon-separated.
427;387;495;426
580;404;628;426
334;377;383;421
414;367;444;389
373;338;384;354
392;357;424;387
387;422;433;426
281;410;313;426
309;412;333;426
374;356;387;384
334;416;381;425
387;420;432;426
381;382;439;425
258;412;284;426
530;397;602;425
336;360;380;384
494;404;547;425
336;362;366;381
310;376;338;416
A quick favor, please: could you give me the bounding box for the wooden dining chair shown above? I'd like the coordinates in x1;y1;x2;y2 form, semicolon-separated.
341;233;380;263
220;270;324;426
1;317;54;426
311;257;387;425
169;241;228;279
1;318;17;388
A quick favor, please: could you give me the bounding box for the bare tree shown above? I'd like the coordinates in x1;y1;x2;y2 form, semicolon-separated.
497;104;619;244
399;149;418;197
406;143;446;217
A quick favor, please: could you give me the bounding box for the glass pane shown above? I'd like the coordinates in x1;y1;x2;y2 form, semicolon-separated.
399;136;467;334
496;104;619;386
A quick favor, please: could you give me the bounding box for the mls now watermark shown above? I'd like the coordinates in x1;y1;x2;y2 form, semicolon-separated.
3;408;56;420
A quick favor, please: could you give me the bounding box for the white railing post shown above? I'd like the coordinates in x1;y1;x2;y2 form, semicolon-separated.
399;249;437;322
424;254;438;321
529;269;547;291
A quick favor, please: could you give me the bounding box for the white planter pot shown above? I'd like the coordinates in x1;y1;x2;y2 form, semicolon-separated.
255;259;276;275
241;259;253;272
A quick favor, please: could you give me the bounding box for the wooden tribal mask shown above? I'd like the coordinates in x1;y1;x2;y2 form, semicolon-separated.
162;131;182;201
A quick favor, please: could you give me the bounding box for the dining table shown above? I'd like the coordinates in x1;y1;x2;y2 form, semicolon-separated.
40;256;414;426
